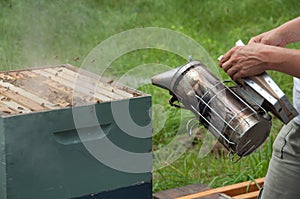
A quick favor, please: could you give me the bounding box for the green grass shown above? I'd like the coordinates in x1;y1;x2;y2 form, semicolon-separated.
1;0;300;193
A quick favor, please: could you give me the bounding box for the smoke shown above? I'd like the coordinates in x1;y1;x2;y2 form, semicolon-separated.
1;0;94;69
18;1;56;67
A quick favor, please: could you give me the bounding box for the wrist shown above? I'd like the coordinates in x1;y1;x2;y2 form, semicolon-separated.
260;45;285;70
262;46;300;73
276;26;296;45
274;26;289;44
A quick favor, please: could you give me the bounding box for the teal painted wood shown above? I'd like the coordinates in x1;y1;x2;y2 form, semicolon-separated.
0;119;6;199
0;96;152;199
74;182;152;199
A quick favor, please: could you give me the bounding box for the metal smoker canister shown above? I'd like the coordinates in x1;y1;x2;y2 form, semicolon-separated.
152;60;272;159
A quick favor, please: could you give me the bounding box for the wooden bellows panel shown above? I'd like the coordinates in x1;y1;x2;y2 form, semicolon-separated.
0;64;144;116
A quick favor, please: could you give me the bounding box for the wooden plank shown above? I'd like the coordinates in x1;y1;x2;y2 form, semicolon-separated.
175;178;264;199
153;187;195;199
35;69;112;102
32;69;113;102
44;67;132;99
0;67;104;109
0;100;19;115
19;71;79;107
63;65;137;98
6;71;72;108
0;65;144;115
0;86;46;111
222;178;263;197
0;96;31;113
0;80;57;109
67;67;134;98
21;70;73;94
233;190;260;199
153;184;218;199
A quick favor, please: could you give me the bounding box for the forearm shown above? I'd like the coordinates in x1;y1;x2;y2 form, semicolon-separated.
264;46;300;77
277;17;300;44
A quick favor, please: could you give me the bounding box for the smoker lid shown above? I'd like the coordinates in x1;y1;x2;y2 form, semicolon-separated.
0;64;145;116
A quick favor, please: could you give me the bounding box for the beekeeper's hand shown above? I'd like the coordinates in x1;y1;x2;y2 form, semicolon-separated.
248;28;287;47
219;42;300;80
218;43;270;80
249;17;300;47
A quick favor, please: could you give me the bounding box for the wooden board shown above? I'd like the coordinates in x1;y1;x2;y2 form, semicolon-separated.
153;184;218;199
0;65;146;116
153;178;264;199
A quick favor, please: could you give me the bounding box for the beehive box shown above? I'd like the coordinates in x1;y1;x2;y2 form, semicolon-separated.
0;65;152;199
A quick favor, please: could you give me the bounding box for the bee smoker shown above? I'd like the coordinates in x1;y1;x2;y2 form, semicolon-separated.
151;60;298;160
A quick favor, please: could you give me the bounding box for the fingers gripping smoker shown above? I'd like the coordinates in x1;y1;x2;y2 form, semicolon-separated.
151;60;298;160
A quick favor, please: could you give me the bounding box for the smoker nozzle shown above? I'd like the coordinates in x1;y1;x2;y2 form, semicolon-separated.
151;68;178;91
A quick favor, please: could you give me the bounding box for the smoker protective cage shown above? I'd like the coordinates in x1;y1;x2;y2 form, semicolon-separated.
169;62;271;157
0;65;152;199
151;60;272;159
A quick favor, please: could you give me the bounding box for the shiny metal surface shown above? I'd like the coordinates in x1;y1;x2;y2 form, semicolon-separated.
242;73;298;124
152;60;272;158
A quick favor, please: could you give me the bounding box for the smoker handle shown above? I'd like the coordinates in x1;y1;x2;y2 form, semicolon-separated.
169;95;186;109
53;124;112;145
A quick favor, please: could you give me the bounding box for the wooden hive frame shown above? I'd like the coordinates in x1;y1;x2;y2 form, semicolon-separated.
0;64;144;115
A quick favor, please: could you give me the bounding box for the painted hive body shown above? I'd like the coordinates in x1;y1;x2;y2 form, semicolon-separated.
0;65;152;199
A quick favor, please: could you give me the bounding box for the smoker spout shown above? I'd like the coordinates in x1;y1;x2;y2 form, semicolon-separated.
151;68;178;91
